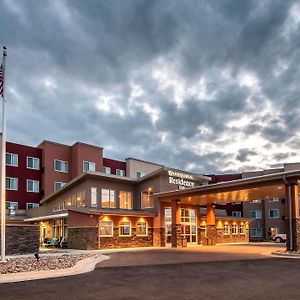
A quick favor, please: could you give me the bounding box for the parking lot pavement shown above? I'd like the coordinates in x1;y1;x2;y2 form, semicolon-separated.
98;243;285;268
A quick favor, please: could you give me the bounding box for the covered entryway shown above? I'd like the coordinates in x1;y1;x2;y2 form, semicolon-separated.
156;169;300;251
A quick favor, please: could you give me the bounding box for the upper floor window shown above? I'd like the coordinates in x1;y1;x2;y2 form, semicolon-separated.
103;166;111;174
27;157;40;170
6;153;18;167
101;189;115;208
6;177;18;190
27;179;39;193
54;159;69;173
232;211;241;218
269;197;279;202
116;169;125;176
83;161;96;172
269;209;280;219
54;181;66;192
137;171;145;179
250;210;262;219
141;188;154;209
91;187;98;208
26;203;39;210
119;191;132;209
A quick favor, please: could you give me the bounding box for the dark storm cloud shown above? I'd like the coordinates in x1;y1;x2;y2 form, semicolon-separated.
1;0;300;173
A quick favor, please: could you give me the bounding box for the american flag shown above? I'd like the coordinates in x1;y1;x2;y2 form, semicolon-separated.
0;63;3;97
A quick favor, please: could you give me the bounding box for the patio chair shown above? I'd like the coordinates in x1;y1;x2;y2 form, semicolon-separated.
45;237;58;248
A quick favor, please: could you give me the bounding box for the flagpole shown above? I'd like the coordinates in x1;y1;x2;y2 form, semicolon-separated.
1;46;7;262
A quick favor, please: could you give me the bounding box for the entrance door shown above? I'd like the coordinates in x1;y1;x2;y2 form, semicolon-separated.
181;208;197;245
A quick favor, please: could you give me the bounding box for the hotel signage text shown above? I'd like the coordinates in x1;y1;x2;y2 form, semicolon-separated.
168;171;195;188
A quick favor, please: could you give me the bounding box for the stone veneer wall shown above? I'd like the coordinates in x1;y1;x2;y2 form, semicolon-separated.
286;218;300;251
68;227;154;250
216;228;249;243
0;224;39;255
153;227;165;247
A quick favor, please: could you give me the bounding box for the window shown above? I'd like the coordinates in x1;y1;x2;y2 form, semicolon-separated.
136;221;147;236
54;159;69;173
231;202;241;205
26;203;39;210
101;189;115;208
6;201;18;210
6;153;18;167
137;171;145;179
83;161;96;172
269;197;279;202
269;209;279;219
141;188;154;208
223;224;229;235
99;221;113;237
103;166;111;174
251;228;263;237
232;211;241;218
27;157;40;170
250;200;261;203
119;191;132;209
91;187;97;208
54;182;66;192
6;177;18;190
119;221;131;236
250;210;262;219
239;224;245;234
116;169;125;176
76;190;86;207
27;179;39;193
231;224;238;235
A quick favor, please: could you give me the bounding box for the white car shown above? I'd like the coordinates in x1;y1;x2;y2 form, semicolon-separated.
273;233;286;243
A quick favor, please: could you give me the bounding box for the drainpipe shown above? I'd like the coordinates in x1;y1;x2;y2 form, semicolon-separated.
283;175;293;251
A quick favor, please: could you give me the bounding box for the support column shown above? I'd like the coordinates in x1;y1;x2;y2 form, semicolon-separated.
206;203;216;245
153;202;166;247
171;199;181;247
285;181;300;251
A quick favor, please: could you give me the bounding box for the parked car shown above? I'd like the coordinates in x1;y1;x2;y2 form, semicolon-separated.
273;233;286;243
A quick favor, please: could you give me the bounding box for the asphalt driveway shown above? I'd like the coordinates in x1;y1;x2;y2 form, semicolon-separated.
2;243;299;300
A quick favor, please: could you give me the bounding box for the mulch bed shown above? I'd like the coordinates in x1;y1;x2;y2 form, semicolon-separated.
0;254;95;274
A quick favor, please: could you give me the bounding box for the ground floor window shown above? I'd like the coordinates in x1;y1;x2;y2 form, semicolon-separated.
99;221;113;237
231;224;238;235
136;221;147;236
223;224;229;235
251;228;263;237
239;224;245;234
119;221;131;236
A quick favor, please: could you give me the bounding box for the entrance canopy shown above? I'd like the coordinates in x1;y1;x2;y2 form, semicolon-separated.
156;169;300;205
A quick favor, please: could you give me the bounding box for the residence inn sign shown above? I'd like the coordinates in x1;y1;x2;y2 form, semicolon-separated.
168;170;195;188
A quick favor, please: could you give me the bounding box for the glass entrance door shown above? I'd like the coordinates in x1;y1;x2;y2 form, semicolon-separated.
181;208;197;244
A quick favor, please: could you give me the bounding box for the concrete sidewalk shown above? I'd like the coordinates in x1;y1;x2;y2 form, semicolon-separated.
0;255;109;284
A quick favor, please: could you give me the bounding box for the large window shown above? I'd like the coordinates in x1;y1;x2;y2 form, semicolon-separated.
119;191;132;209
239;224;245;234
91;187;97;207
54;181;66;192
269;209;279;219
27;157;40;170
116;169;125;176
231;224;238;235
103;166;111;174
137;171;145;179
99;221;113;237
250;210;262;219
141;188;154;208
223;224;229;235
27;179;39;193
101;189;115;208
54;159;69;173
119;221;131;236
83;161;96;172
6;153;18;167
251;228;263;237
6;177;18;190
269;197;279;202
136;221;147;236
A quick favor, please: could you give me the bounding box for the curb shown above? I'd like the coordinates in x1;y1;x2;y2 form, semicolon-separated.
0;255;110;284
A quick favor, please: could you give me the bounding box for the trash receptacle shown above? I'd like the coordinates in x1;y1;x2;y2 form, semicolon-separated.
182;238;187;247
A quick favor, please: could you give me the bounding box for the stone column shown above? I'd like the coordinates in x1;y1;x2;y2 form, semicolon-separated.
285;181;300;251
206;203;216;245
153;202;166;247
171;199;181;247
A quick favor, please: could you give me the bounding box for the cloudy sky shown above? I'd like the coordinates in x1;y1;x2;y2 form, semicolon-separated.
1;0;300;174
